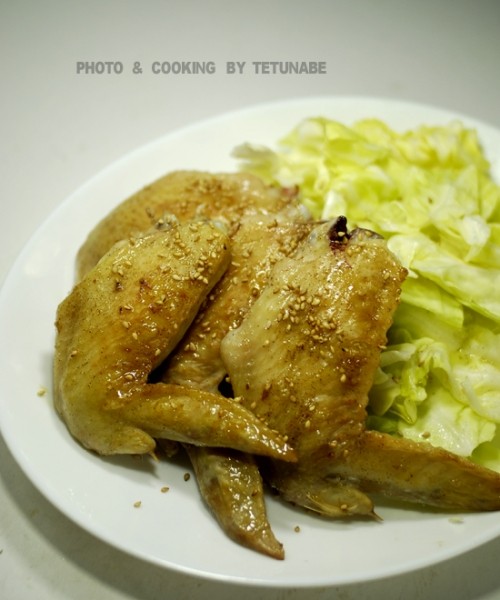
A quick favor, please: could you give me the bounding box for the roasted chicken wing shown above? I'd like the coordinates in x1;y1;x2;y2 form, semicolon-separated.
221;217;500;515
163;204;311;392
54;219;295;460
73;169;309;557
163;206;312;558
185;445;285;559
76;170;299;280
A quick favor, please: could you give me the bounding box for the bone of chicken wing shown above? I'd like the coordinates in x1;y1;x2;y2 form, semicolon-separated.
221;217;500;515
54;219;296;460
76;170;298;280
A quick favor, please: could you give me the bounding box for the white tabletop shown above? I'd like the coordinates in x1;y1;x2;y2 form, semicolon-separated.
2;1;500;598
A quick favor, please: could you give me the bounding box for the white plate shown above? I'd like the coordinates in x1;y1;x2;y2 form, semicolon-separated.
1;96;500;588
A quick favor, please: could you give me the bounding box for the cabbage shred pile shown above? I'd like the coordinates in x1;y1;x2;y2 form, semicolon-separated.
234;117;500;471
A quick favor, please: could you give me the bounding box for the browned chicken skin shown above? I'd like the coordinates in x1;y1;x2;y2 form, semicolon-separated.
54;219;295;460
163;209;312;391
221;218;500;516
185;446;285;559
76;170;299;280
163;207;312;559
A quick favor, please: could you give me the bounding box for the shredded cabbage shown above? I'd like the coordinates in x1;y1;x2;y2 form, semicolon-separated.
233;116;500;471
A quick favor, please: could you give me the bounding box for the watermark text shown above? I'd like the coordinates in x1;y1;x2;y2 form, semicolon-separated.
75;60;328;76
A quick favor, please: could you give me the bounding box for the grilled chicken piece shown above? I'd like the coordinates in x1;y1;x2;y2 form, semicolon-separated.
185;446;284;560
221;217;500;515
76;170;298;280
54;219;295;460
72;169;306;557
164;209;312;391
163;207;312;559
